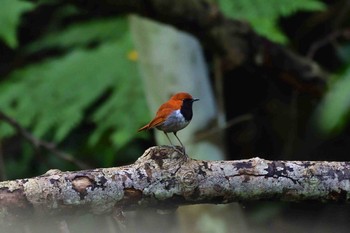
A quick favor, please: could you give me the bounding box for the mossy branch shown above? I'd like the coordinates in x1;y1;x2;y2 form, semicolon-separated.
1;146;350;221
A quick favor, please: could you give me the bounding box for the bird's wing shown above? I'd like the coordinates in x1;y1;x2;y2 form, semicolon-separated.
148;106;174;128
138;116;165;131
138;101;179;131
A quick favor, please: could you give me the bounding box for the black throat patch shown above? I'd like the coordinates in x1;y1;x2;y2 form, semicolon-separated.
180;99;194;121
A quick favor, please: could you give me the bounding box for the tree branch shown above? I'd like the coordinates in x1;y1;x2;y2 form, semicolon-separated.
69;0;327;96
1;146;349;220
0;111;90;169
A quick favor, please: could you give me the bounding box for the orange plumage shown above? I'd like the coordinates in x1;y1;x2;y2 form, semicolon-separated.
138;92;199;150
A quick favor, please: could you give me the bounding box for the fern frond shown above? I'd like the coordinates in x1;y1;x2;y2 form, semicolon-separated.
319;67;350;133
219;0;326;43
0;31;147;148
27;17;128;52
0;0;35;48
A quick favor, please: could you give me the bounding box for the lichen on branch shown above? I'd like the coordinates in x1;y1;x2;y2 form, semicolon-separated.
1;146;350;221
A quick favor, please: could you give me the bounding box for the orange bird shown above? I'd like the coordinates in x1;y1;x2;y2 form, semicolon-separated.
138;92;199;149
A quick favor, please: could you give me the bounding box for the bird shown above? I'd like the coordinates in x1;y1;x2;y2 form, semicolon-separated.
138;92;199;152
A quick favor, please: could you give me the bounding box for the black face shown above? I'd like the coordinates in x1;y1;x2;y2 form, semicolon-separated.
180;98;198;121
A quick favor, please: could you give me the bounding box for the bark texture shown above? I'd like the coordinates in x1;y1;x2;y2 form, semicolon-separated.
1;146;350;220
69;0;326;96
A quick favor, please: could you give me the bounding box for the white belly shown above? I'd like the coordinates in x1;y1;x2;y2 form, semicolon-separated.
157;110;190;133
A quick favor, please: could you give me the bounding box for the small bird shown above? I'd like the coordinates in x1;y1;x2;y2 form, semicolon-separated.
138;92;199;151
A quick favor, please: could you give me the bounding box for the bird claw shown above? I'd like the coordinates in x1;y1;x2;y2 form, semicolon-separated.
173;145;186;156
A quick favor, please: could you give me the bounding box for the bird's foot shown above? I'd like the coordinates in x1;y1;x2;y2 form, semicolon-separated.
174;145;187;156
179;146;186;155
165;145;186;156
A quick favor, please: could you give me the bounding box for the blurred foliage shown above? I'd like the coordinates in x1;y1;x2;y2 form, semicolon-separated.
0;30;144;144
27;17;128;51
0;0;35;48
218;0;325;43
0;1;148;176
319;66;350;133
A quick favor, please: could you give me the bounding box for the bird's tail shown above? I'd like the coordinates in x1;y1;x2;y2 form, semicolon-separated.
137;124;150;132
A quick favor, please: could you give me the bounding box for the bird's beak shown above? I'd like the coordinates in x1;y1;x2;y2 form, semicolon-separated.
193;98;199;102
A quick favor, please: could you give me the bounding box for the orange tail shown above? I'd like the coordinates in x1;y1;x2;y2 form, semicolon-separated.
138;124;150;132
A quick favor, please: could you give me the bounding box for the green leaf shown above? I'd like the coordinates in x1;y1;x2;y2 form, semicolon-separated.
89;35;147;148
0;29;147;151
27;17;128;52
318;67;350;133
218;0;326;43
0;0;35;48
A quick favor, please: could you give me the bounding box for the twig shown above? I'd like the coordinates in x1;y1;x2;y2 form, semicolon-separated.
307;29;350;59
0;111;90;169
192;114;253;143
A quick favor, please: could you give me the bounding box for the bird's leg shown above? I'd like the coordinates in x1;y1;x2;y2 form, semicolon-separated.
163;132;185;155
164;132;174;146
163;131;185;154
173;132;186;154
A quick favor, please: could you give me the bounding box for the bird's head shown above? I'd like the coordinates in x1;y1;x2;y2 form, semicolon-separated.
171;92;199;104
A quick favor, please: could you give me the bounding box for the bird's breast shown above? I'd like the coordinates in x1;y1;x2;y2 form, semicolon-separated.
157;109;190;133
